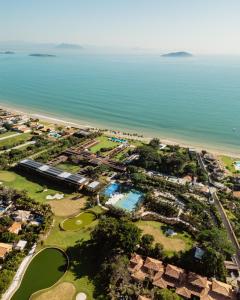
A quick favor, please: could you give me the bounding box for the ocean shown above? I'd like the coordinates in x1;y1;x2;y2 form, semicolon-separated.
0;52;240;154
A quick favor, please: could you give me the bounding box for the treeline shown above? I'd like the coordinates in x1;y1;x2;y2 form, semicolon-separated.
0;135;51;168
132;138;207;182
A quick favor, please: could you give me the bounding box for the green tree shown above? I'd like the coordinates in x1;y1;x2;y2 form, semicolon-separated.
154;288;181;300
91;217;141;255
198;228;234;257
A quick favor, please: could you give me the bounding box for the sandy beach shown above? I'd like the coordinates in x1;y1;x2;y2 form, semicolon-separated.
1;102;240;158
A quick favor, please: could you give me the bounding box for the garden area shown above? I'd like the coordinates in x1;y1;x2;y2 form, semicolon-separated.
219;155;240;174
0;132;32;150
136;220;194;257
89;135;119;154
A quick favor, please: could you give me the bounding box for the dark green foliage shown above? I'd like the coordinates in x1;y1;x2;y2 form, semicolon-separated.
133;141;203;180
198;228;234;257
154;288;182;300
91;217;141;256
144;195;178;217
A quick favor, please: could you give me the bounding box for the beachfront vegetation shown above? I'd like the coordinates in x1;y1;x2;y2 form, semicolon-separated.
132;138;207;182
219;155;239;174
90;135;118;154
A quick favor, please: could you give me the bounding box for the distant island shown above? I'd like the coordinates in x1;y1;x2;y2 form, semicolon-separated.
162;51;193;57
29;53;56;57
56;43;83;50
0;51;15;54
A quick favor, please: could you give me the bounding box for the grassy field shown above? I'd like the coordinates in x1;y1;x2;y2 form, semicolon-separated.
0;170;73;203
49;196;87;217
42;207;103;300
90;135;118;153
0;132;32;148
61;212;96;231
56;162;80;174
219;155;239;174
136;220;194;257
32;282;76;300
0;131;17;138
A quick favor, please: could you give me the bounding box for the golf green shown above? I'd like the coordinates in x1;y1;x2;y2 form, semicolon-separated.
61;212;96;231
11;248;68;300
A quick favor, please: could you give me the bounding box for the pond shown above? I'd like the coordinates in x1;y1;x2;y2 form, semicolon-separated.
61;211;96;231
11;248;68;300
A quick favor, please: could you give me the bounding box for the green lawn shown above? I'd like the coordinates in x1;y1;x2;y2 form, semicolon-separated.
61;212;96;231
0;170;73;203
90;135;118;153
43;212;102;300
219;155;239;174
0;132;32;149
57;162;80;173
0;131;17;138
136;220;194;257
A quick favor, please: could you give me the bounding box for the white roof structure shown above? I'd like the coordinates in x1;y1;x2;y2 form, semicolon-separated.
16;240;27;251
88;181;100;189
38;165;49;171
58;172;71;178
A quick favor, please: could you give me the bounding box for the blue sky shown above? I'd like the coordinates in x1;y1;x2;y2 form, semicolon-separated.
0;0;240;54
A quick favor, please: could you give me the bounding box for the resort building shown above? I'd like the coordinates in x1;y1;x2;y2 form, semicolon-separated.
129;254;237;300
15;240;27;251
13;210;31;223
8;222;22;234
86;181;101;192
0;243;12;261
18;159;89;190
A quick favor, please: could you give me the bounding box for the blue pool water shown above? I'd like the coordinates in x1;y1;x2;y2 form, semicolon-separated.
104;182;120;197
235;161;240;168
116;191;143;211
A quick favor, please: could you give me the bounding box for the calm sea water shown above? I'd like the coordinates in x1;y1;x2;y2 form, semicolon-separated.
0;52;240;154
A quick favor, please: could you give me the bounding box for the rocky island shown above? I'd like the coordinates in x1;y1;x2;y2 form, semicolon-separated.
56;43;83;50
0;51;15;54
29;53;56;57
162;51;193;57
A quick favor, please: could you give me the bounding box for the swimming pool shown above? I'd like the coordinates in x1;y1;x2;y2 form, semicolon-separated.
104;182;120;197
235;161;240;170
115;191;143;211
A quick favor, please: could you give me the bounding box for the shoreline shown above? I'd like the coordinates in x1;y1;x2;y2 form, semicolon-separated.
1;102;240;158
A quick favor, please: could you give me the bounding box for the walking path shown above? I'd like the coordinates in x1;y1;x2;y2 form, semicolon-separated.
0;133;21;141
0;140;36;154
1;244;37;300
141;211;197;233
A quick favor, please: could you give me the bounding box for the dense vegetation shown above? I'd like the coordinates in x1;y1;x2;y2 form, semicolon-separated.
132;138;207;182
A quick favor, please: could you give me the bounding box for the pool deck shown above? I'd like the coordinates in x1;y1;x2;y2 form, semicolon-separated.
2;244;37;300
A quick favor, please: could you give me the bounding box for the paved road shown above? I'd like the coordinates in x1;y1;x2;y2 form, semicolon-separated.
0;132;21;141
